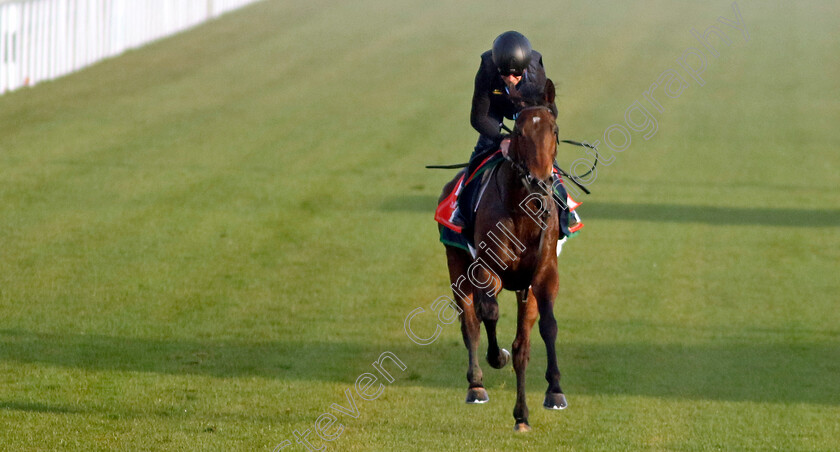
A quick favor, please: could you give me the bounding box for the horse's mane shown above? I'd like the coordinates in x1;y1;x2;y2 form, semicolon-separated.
513;82;545;105
510;79;557;116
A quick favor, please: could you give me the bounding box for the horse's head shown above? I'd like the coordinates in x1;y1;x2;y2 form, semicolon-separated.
508;79;558;183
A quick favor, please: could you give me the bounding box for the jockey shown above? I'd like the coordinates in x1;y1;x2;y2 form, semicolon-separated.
469;30;556;172
458;31;581;254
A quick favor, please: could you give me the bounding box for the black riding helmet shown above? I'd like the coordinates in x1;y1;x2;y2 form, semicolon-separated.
492;31;532;76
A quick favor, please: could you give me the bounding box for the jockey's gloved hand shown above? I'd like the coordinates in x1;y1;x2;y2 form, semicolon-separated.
499;135;512;157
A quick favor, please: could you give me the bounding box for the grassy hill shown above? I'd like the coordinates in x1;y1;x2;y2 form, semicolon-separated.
1;0;838;450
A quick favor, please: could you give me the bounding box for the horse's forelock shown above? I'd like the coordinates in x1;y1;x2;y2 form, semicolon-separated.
511;81;550;111
516;82;543;104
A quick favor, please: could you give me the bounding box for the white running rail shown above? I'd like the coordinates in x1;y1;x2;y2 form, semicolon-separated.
0;0;260;94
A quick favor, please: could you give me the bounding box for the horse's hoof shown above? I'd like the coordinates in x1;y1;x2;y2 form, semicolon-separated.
486;348;510;369
543;392;568;410
499;348;510;367
466;387;489;404
514;422;531;432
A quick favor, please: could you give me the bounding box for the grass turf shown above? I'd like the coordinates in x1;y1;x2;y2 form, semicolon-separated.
1;0;838;450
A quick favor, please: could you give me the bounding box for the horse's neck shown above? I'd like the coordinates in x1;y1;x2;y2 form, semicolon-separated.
498;162;536;220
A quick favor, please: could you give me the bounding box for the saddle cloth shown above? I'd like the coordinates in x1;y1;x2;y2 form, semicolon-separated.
435;151;504;234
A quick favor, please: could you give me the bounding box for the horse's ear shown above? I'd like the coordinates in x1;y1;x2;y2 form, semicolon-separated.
544;79;556;105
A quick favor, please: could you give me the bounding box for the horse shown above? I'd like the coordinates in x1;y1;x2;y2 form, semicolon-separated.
438;79;567;432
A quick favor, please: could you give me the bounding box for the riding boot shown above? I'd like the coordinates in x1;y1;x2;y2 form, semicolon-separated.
451;206;465;228
457;138;499;235
551;164;584;256
568;209;582;232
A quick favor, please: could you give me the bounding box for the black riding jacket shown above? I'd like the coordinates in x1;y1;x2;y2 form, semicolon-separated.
470;49;556;141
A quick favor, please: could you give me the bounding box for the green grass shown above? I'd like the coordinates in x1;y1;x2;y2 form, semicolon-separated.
1;0;838;450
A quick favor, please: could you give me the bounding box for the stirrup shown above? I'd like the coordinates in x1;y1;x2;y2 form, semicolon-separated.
568;210;583;233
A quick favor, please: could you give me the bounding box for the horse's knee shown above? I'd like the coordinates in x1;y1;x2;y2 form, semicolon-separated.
476;297;499;322
511;337;530;365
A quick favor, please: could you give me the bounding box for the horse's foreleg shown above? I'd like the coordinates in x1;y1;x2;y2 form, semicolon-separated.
512;289;538;431
477;290;509;370
533;280;567;410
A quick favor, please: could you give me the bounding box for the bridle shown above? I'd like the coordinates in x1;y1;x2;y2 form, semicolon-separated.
504;105;558;257
500;106;595;196
505;105;558;202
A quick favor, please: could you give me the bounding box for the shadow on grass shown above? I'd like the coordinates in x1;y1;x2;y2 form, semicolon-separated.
583;203;840;227
0;328;417;382
381;197;840;228
563;341;840;406
1;329;838;406
380;194;440;212
0;401;82;414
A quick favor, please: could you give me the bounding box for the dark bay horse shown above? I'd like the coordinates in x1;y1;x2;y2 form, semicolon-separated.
439;79;566;431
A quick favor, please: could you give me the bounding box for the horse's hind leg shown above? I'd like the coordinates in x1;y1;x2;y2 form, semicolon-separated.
512;289;539;431
462;257;508;370
445;247;487;403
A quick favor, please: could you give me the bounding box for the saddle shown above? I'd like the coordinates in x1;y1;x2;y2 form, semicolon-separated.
435;150;504;235
436;152;583;253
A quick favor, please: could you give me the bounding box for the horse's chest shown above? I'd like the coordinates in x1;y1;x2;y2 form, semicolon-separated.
499;258;542;291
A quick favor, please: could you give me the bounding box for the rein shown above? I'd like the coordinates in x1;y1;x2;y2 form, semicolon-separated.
427;128;596;195
504;153;555;259
501;122;596;195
